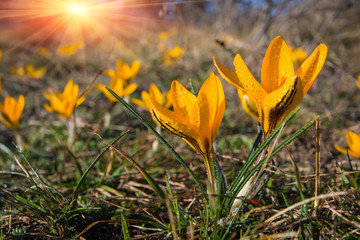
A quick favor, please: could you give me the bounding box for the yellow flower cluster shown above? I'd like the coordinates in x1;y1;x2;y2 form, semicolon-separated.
11;64;46;79
44;80;85;119
131;84;172;111
214;36;327;136
148;36;327;200
96;59;140;105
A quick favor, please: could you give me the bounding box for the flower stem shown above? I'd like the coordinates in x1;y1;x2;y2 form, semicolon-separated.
204;153;217;213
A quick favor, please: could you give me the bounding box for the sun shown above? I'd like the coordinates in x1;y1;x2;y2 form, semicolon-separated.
66;3;89;16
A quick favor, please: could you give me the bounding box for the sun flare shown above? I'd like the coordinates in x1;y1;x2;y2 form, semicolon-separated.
67;3;89;15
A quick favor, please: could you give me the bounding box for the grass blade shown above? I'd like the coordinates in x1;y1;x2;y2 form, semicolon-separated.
72;132;126;200
121;214;130;240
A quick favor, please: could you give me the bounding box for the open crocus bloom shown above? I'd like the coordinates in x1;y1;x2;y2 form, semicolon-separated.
131;83;172;111
214;36;327;136
44;80;85;119
105;60;140;84
335;131;360;158
96;77;137;105
150;72;225;195
0;95;25;129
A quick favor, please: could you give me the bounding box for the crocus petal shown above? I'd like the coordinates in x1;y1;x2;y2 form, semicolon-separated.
96;83;116;103
131;61;140;76
15;95;25;119
171;80;197;123
131;96;147;108
150;94;201;153
335;145;360;158
346;131;360;154
199;73;224;146
105;70;116;78
196;92;210;154
295;44;327;95
213;56;242;89
261;36;294;93
116;60;125;75
63;80;75;96
233;54;266;104
237;89;259;120
261;76;303;134
122;83;138;96
150;84;162;103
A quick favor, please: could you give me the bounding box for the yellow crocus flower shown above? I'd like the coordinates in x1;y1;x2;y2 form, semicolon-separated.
56;41;83;56
0;94;25;129
357;74;360;88
214;36;327;136
11;66;25;76
289;47;308;67
44;80;85;119
163;46;184;66
335;131;360;158
131;84;172;111
149;72;225;197
95;77;137;105
38;47;48;56
105;60;140;84
26;64;46;79
0;49;2;63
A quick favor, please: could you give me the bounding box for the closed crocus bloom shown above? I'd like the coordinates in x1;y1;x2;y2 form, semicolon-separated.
95;77;137;105
335;131;360;158
357;74;360;88
105;60;140;84
44;80;85;119
131;84;172;111
150;72;225;197
0;94;25;129
214;36;327;136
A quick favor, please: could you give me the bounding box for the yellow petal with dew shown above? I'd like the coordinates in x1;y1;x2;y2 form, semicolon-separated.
150;94;201;152
213;56;242;89
233;54;266;104
199;72;224;146
196;92;211;154
261;36;294;93
261;76;303;135
295;44;327;95
171;80;197;123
